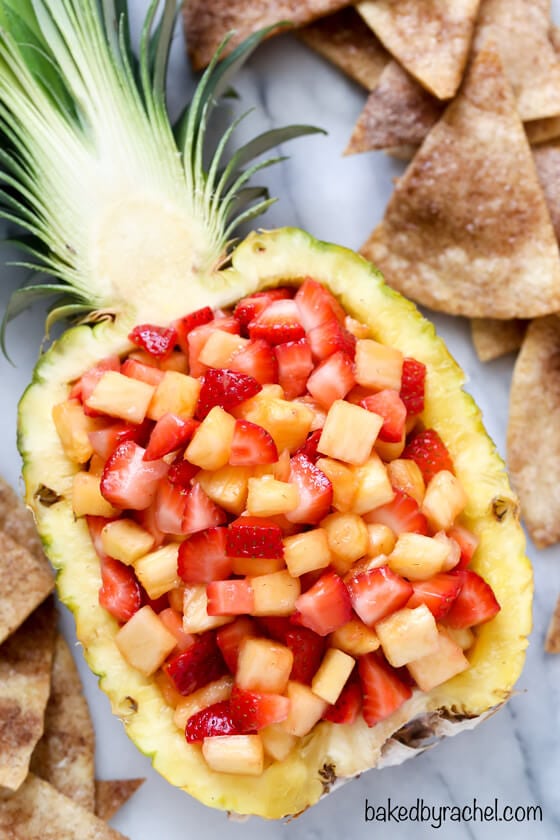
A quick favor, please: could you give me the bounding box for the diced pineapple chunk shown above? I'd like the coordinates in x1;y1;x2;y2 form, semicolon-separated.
375;605;439;667
260;724;298;761
374;433;405;462
115;605;176;676
351;453;395;515
366;524;396;558
441;624;475;651
387;459;426;505
231;556;286;575
320;512;369;574
318;400;382;466
173;675;234;730
407;629;470;691
72;472;119;518
88;455;106;476
232;385;284;420
202;734;264;776
316;457;357;512
242;397;313;453
344;315;370;339
86;371;155;423
283;681;327;737
311;648;355;704
388;533;449;581
133;543;180;599
354;339;403;391
330;618;380;656
249;570;301;616
197;465;252;514
147;371;201;421
283;529;331;577
52;399;105;463
101;519;155;565
182;584;233;633
246;476;299;517
185;406;235;470
160;351;189;373
236;637;294;694
422;470;468;531
434;532;461;571
198;330;249;368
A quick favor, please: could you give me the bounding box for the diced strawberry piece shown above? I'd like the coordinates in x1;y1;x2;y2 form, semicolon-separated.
274;338;313;399
177;527;232;583
248;299;305;345
258;618;326;683
285;454;333;525
165;631;227;696
444;570;500;628
182;482;227;535
154;478;189;535
226;516;284;559
175;306;214;354
207;579;255;616
308;318;356;361
121;358;165;386
361;390;406;443
196;368;262;420
88;419;152;462
128;323;177;360
402;428;454;484
70;355;121;403
229;339;278;385
133;503;165;548
158;608;195;651
292;571;352;636
364;489;429;535
447;524;478;569
86;515;115;560
295;429;322;463
400;357;426;416
358;653;412;726
185;700;241;743
307;351;356;408
294;278;345;333
100;441;168;510
98;556;142;623
407;573;464;619
230;686;289;732
323;679;361;724
167;456;200;488
229;419;278;466
234;289;292;328
144;414;199;461
187;316;241;377
142;591;169;614
345;566;413;626
216;617;258;673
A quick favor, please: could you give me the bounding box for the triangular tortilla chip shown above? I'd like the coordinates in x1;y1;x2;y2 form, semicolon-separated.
476;0;560;122
95;779;145;822
0;476;46;563
0;529;54;646
299;8;388;91
345;60;443;154
0;774;128;840
533;141;560;241
507;315;560;548
525;25;560;145
470;319;527;362
545;596;560;654
183;0;351;70
0;598;56;791
356;0;480;99
361;45;560;318
31;634;95;811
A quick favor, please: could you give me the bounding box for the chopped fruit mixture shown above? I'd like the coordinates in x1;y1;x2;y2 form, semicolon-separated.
54;279;500;777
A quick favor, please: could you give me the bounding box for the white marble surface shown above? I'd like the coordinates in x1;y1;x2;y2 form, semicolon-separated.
0;2;559;838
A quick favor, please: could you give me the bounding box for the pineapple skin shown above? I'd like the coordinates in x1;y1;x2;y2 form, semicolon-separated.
17;228;532;818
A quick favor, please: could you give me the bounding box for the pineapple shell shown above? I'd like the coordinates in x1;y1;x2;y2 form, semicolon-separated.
19;227;532;819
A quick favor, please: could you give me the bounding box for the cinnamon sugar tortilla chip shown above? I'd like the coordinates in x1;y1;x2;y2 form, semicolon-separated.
507;316;560;548
361;45;560;318
525;26;560;145
356;0;480;100
0;476;46;563
299;8;388;91
545;596;560;653
31;634;95;811
95;779;145;822
470;319;527;362
533;141;560;241
386;144;419;161
0;529;54;645
345;60;443;154
0;774;127;840
183;0;350;70
0;598;56;791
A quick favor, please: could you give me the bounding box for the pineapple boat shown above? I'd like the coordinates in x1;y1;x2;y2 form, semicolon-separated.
2;0;532;820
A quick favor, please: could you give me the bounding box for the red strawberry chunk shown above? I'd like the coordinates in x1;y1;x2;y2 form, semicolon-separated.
229;686;289;732
364;489;428;535
187;316;240;377
196;368;262;420
358;653;412;726
121;358;164;387
248;299;305;345
98;556;142;623
207;580;254;616
86;515;115;560
444;570;500;628
229;339;278;385
158;608;195;651
185;700;241;743
154;478;189;535
400;357;426;416
226;517;284;559
88;419;151;461
216;617;258;673
295;429;322;463
361;390;406;443
345;566;413;626
323;679;361;724
294;278;345;333
407;573;464;619
258;618;326;683
175;306;214;354
167;456;200;488
165;631;227;695
144;414;199;461
307;351;356;408
292;571;352;636
308;318;356;361
134;503;165;548
177;527;232;583
101;441;168;510
286;454;333;525
234;289;292;328
402;428;454;484
182;483;227;535
447;524;478;569
128;323;177;360
229;419;278;466
274;338;313;399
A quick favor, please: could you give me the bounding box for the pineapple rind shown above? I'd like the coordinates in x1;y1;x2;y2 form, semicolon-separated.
18;227;532;818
